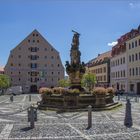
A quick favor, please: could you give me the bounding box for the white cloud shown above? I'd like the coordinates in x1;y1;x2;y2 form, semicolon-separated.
107;41;118;47
129;2;140;9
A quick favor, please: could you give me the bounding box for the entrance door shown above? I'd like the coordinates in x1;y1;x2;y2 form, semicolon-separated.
30;85;37;93
137;83;140;94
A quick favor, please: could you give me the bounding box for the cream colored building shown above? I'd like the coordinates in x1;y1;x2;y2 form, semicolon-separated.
86;51;111;87
5;29;64;93
110;33;129;92
126;27;140;94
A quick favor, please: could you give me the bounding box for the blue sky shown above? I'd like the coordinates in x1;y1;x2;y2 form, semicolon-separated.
0;0;140;67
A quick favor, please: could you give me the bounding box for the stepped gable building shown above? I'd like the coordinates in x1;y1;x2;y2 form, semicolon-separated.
126;25;140;94
5;29;64;93
86;51;111;87
110;32;130;92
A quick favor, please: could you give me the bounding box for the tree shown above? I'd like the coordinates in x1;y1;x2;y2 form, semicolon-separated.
0;74;11;92
58;79;70;88
82;73;96;91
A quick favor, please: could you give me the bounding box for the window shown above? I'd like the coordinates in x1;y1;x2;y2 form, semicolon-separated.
123;57;125;64
19;78;21;81
33;40;35;43
132;54;134;61
11;55;13;58
11;72;13;74
19;72;20;74
118;59;119;65
31;72;38;76
58;64;60;67
45;48;47;51
51;48;53;51
31;47;38;52
104;75;106;81
135;40;137;47
19;47;21;50
121;71;122;77
52;72;54;75
132;42;134;48
45;56;47;59
129;43;131;49
33;34;35;36
28;39;30;43
11;63;13;66
129;55;131;62
51;64;54;67
136;67;138;75
58;72;60;75
123;70;125;77
139;52;140;60
133;68;135;76
135;53;138;61
129;68;131;76
37;40;39;43
139;39;140;46
31;63;37;68
51;56;54;59
18;64;21;66
104;67;106;73
18;55;21;58
120;58;122;64
130;84;134;92
36;34;38;36
31;55;38;60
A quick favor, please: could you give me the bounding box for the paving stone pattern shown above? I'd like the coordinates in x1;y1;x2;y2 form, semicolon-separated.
0;94;140;139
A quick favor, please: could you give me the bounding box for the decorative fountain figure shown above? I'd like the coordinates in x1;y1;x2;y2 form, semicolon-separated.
65;30;86;91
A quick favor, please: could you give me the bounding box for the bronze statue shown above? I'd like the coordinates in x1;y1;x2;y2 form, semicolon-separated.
70;30;81;65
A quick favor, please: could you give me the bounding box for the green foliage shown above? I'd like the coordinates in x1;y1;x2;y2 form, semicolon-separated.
0;74;11;89
58;79;70;87
82;73;96;91
65;61;85;74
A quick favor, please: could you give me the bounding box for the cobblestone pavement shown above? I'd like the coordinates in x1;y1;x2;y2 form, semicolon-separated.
0;94;140;139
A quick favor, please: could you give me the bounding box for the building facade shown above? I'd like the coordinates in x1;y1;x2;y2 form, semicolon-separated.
86;51;111;87
5;30;64;93
126;27;140;94
110;33;129;92
0;67;4;74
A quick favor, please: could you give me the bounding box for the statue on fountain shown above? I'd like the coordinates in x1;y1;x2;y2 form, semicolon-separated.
65;30;85;91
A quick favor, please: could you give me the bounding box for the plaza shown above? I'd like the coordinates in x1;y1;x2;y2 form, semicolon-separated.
0;94;140;139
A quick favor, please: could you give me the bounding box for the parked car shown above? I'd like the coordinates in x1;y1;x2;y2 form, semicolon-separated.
5;86;23;95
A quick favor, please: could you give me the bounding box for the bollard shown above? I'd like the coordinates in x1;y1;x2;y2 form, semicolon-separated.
126;95;128;101
87;105;92;129
29;95;31;102
124;99;133;127
118;94;120;101
30;106;35;128
27;106;37;128
10;95;13;102
135;95;138;103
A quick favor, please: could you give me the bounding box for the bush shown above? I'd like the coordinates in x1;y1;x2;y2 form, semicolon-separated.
92;87;107;95
53;87;66;94
106;87;115;95
39;87;53;95
68;89;80;94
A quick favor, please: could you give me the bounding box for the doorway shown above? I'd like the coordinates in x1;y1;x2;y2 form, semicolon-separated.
30;85;37;93
137;83;140;94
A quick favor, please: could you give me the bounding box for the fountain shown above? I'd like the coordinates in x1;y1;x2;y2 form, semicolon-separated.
38;31;121;111
65;30;85;91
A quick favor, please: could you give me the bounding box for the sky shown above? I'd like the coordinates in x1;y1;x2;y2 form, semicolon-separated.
0;0;140;67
